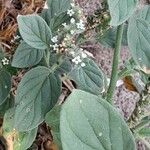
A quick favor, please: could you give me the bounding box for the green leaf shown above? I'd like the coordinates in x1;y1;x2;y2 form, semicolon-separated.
14;128;38;150
41;9;52;26
3;108;37;150
45;106;62;150
47;0;71;18
97;24;128;48
0;69;11;105
138;128;150;137
128;6;150;72
0;96;14;117
3;108;15;136
60;89;136;150
17;15;52;50
14;66;61;131
12;41;44;68
50;12;70;32
49;54;72;75
69;59;105;95
107;0;138;26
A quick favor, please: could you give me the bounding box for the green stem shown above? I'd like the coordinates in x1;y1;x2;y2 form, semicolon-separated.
106;24;124;104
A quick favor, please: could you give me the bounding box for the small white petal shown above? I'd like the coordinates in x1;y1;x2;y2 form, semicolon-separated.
81;52;87;58
67;9;75;16
81;62;86;67
70;18;75;24
71;3;75;7
70;30;75;34
51;36;58;43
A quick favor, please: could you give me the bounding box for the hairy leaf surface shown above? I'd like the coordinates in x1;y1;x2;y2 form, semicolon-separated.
128;6;150;72
14;66;61;131
17;15;52;49
12;41;44;68
60;90;136;150
107;0;137;26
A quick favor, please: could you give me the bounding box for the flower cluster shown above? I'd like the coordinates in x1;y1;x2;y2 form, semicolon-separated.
50;2;88;67
71;50;87;67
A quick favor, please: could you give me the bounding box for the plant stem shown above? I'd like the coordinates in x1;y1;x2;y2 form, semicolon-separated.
106;24;124;104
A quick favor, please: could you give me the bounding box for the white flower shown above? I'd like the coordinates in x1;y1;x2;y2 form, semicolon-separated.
2;57;9;65
72;56;82;64
76;20;85;30
67;9;75;16
51;36;58;43
70;30;75;35
70;18;75;24
81;62;86;67
62;23;69;29
81;52;87;58
52;44;59;51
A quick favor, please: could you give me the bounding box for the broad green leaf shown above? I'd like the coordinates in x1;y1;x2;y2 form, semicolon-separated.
0;69;11;105
69;59;105;95
14;66;61;131
60;89;136;150
107;0;138;26
47;0;71;18
97;24;128;48
12;41;44;68
17;15;52;50
138;128;150;137
45;106;62;150
128;6;150;72
14;128;38;150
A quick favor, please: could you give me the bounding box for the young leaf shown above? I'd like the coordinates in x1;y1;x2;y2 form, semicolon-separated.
13;128;38;150
17;15;52;50
60;89;136;150
0;69;11;105
41;9;52;26
69;59;106;95
107;0;138;26
47;0;71;18
14;66;61;131
12;41;44;68
50;12;70;32
128;6;150;72
138;128;150;137
45;106;62;150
